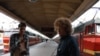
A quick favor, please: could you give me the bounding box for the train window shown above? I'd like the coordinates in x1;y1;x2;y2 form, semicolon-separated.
88;25;94;34
96;24;100;33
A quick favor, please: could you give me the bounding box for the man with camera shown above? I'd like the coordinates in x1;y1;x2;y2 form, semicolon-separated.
10;22;29;56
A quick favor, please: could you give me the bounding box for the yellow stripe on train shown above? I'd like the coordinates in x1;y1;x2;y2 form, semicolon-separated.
83;49;100;55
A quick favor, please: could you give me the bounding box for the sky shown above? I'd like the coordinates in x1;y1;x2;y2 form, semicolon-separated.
72;0;100;28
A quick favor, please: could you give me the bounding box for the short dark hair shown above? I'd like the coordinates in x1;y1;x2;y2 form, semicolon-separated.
18;22;26;28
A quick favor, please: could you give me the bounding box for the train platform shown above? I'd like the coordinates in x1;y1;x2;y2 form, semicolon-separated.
1;41;58;56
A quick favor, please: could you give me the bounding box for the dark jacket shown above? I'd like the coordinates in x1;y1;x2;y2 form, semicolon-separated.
10;33;29;56
56;35;79;56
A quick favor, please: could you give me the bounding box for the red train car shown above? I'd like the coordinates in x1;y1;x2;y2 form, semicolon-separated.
74;19;100;56
3;36;10;53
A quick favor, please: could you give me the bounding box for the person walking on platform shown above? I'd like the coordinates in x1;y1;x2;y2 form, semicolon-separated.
10;22;29;56
46;39;48;43
54;17;79;56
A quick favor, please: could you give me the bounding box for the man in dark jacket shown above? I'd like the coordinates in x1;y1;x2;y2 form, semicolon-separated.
54;17;79;56
10;22;29;56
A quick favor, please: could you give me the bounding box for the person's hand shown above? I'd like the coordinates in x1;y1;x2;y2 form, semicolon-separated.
19;37;24;43
19;39;26;53
20;42;25;48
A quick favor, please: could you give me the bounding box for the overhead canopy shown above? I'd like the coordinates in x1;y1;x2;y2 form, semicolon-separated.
0;0;98;38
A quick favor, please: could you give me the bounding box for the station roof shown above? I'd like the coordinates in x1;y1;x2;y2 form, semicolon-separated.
0;0;98;38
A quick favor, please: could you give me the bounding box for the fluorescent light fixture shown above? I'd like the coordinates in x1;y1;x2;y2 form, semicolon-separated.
26;27;50;39
52;34;59;39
